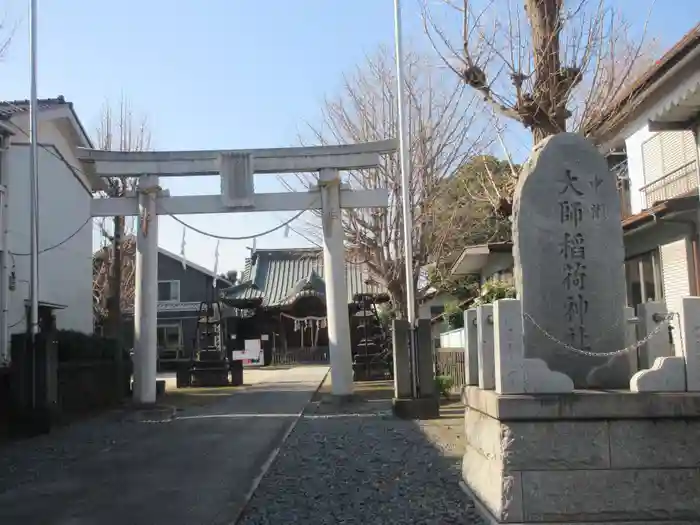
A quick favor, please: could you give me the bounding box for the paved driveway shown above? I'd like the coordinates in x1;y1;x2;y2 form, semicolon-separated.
0;366;328;525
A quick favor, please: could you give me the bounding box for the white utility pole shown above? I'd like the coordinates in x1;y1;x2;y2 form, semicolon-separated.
29;0;40;338
394;0;418;397
393;0;416;325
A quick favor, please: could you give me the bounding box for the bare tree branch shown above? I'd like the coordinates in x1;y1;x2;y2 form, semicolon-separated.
423;0;657;143
288;47;496;315
92;96;152;334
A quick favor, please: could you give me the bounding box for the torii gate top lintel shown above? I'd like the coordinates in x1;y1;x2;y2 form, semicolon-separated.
86;139;397;218
78;139;398;178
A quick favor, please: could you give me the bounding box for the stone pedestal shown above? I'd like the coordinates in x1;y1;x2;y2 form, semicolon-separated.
461;386;700;524
392;318;439;420
392;319;412;399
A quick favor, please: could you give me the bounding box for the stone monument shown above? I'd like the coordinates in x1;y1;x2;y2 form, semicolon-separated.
512;133;627;388
460;133;700;525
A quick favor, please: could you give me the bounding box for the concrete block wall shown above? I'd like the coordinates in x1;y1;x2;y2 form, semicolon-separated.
462;389;700;524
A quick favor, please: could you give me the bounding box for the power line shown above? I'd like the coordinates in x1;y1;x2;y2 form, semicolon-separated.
9;216;93;256
163;202;318;241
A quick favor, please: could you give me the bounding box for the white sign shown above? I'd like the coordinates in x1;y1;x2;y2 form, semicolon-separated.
231;339;264;364
123;301;202;314
245;339;261;351
261;334;269;341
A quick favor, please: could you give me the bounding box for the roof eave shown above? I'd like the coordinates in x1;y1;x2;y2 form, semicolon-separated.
449;242;513;276
591;30;700;146
623;194;699;232
157;247;233;286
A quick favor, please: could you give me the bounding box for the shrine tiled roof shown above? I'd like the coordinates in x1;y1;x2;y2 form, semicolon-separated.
221;248;382;307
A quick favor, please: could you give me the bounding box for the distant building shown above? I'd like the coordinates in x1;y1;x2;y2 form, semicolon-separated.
221;248;387;366
586;22;700;334
116;247;232;366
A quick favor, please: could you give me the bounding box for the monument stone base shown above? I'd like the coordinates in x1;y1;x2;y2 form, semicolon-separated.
461;386;700;524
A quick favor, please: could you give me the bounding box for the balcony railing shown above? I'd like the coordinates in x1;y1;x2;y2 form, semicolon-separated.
641;160;698;208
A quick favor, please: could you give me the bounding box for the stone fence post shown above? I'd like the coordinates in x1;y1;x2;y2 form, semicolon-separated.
630;297;699;393
492;298;573;394
476;305;494;390
637;302;672;369
464;308;479;387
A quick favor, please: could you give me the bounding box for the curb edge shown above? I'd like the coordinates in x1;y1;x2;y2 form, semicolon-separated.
230;366;331;524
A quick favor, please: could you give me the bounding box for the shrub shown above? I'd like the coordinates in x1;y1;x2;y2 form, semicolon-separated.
435;374;454;398
472;278;516;307
444;301;464;329
55;330;121;362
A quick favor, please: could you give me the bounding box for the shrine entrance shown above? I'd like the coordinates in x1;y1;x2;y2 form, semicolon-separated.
80;140;395;403
278;295;330;364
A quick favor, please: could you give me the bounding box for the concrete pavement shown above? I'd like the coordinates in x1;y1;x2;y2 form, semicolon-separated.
0;365;329;525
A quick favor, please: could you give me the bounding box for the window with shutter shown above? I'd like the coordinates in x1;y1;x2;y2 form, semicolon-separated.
642;134;663;184
641;131;698;206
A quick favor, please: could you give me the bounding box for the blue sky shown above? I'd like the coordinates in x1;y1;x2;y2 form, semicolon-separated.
2;0;699;275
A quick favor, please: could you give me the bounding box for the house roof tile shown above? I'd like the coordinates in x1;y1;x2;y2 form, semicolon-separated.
0;96;71;120
585;23;700;140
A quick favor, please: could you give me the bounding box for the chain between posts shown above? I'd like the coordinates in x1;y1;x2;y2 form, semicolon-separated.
523;312;676;358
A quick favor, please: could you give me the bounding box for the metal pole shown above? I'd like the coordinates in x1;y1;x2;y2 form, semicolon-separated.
29;0;40;339
393;0;418;397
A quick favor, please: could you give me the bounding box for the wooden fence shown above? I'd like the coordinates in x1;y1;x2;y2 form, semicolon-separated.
271;346;330;366
435;348;465;393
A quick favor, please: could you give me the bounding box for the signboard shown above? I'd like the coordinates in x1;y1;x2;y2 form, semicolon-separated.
231;339;264;366
124;301;202;314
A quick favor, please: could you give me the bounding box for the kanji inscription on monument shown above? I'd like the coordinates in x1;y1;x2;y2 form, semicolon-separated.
512;133;627;388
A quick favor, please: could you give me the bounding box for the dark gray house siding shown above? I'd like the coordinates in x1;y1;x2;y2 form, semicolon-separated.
123;250;231;361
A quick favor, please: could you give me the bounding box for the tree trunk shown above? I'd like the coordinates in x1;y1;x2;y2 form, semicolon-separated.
532;119;564;144
387;272;420;323
387;280;405;320
526;0;568;142
104;215;124;344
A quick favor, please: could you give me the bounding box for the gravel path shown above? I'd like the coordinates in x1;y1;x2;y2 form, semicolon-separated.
238;395;483;525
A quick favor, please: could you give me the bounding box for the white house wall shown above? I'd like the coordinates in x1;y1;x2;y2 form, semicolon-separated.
6;132;93;335
480;253;514;285
660;238;691;336
9;112;91;192
625;124;655;215
419;293;455;346
622;64;700;216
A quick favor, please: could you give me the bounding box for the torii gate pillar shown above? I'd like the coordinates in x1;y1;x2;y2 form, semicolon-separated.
133;175;159;404
320;169;354;397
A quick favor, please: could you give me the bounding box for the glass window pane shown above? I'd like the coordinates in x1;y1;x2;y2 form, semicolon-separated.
641;257;657;302
157;326;180;348
625;259;642;307
165;327;180;347
158;282;170;301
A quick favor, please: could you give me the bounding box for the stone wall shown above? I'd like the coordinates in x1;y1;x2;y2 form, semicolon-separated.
462;386;700;524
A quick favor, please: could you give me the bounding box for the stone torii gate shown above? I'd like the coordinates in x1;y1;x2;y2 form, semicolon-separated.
80;140;396;404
